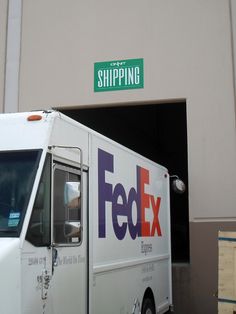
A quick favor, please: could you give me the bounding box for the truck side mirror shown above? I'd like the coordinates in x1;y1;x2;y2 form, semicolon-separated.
171;176;186;194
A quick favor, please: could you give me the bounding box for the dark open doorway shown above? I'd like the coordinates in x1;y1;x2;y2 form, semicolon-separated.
61;103;189;262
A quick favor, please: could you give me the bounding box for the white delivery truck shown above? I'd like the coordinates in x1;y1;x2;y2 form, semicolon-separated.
0;110;174;314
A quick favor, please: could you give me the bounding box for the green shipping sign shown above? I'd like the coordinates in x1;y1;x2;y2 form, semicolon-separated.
94;58;144;92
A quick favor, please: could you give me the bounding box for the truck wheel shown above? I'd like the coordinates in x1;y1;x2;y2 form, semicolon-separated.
141;298;155;314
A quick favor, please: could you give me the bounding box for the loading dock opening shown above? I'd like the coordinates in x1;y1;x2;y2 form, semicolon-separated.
61;103;189;262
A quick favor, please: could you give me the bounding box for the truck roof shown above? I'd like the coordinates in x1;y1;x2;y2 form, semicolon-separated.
0;110;167;171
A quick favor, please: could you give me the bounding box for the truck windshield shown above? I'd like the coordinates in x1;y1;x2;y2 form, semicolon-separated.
0;150;41;237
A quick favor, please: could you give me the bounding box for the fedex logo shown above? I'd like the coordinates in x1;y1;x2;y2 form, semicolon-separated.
98;148;162;240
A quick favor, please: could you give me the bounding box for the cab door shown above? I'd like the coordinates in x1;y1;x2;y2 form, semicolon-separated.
49;163;87;314
22;154;52;314
22;155;87;314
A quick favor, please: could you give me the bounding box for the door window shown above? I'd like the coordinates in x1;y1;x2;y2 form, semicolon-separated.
53;165;81;245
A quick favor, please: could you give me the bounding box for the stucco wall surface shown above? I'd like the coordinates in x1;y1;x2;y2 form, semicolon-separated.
18;0;236;222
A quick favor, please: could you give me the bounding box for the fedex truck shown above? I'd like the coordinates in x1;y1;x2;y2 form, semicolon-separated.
0;110;176;314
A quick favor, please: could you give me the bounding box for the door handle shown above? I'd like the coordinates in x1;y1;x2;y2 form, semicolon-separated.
52;246;58;274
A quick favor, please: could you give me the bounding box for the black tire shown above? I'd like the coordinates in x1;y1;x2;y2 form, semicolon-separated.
141;298;155;314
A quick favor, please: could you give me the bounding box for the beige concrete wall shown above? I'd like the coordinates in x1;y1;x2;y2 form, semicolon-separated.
0;0;8;113
19;0;236;223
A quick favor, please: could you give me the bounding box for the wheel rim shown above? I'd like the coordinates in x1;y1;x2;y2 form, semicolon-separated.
146;309;153;314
